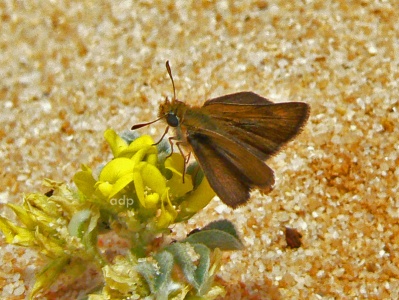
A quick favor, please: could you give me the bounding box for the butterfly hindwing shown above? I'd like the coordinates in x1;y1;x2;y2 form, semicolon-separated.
186;127;274;208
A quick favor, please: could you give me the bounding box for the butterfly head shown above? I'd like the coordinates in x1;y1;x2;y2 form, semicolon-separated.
158;97;186;128
157;61;188;128
132;62;188;132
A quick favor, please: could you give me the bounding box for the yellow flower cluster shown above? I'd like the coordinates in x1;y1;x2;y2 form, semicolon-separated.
73;129;215;230
0;129;231;299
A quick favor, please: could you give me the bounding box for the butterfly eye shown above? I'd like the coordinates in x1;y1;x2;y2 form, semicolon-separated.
166;113;179;127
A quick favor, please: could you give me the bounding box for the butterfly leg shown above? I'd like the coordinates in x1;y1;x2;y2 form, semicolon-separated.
162;135;190;184
176;141;191;184
153;126;170;146
165;136;176;159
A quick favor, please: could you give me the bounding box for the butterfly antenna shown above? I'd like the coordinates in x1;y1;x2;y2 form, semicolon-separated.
166;61;176;103
132;61;175;131
131;116;164;130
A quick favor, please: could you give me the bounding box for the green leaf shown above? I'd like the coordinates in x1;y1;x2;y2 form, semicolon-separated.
153;251;179;299
136;250;189;299
165;242;198;289
191;244;211;295
153;251;174;289
183;220;244;251
201;220;241;240
135;259;158;294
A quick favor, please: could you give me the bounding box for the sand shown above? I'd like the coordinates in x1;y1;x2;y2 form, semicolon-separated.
1;1;398;299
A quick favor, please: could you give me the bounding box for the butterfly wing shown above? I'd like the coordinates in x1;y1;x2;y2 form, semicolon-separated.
178;92;309;207
204;91;273;105
202;92;310;160
186;127;274;208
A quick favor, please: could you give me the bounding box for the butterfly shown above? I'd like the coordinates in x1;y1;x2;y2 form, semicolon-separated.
132;61;310;208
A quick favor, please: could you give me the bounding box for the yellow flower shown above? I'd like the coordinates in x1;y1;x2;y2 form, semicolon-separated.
164;153;193;198
177;175;216;221
133;161;166;209
156;191;177;229
73;164;97;198
74;129;216;225
96;157;136;200
104;129;157;162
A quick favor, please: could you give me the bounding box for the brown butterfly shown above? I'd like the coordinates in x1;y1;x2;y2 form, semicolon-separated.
132;61;310;208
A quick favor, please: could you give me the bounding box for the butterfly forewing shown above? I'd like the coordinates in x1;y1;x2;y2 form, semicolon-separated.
204;91;273;105
202;93;309;160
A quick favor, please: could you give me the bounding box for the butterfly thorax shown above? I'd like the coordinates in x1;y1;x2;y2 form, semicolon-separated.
158;98;215;146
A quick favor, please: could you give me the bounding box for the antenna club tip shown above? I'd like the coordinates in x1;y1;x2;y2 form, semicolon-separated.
166;61;171;73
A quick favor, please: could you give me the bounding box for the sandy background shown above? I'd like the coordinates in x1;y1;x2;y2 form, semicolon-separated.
1;1;399;299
